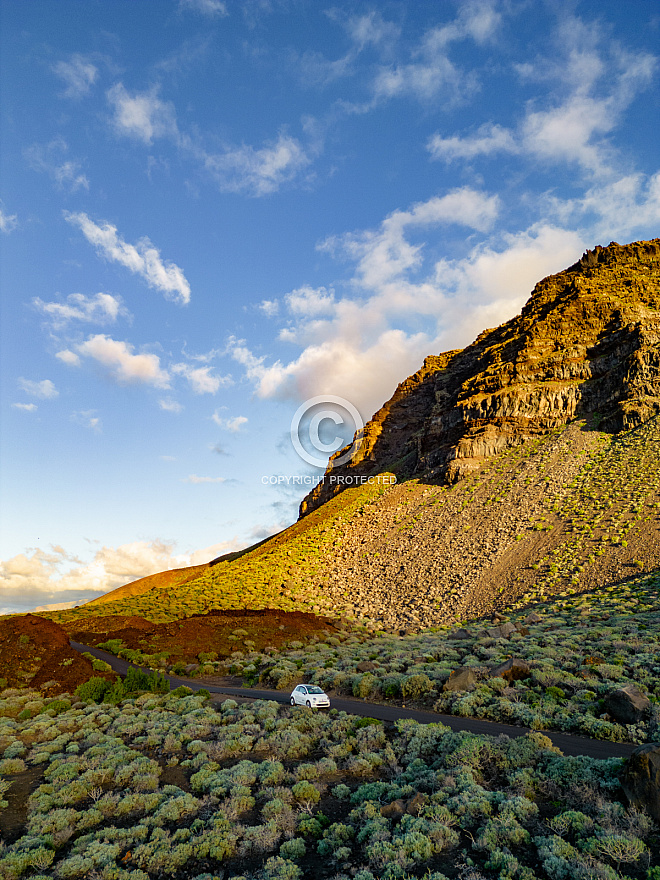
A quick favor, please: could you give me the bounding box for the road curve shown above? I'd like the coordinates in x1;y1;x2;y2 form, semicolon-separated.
71;641;637;761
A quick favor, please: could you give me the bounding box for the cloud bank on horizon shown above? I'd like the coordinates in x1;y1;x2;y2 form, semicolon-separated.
1;0;659;611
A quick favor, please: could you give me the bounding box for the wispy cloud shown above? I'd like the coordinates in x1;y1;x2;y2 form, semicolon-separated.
428;123;517;161
259;299;279;317
171;362;231;394
25;138;89;191
64;212;191;304
212;412;248;432
71;410;102;432
183;474;227;484
76;334;171;388
179;0;228;17
53;54;98;99
34;292;126;329
159;398;183;413
427;17;657;178
229;196;582;417
371;0;500;105
12;403;38;412
107;84;179;145
18;378;59;399
0;203;18;233
107;82;312;196
320;188;499;290
56;350;81;367
199;132;312;196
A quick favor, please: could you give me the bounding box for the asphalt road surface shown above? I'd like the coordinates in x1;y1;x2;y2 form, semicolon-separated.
71;641;637;761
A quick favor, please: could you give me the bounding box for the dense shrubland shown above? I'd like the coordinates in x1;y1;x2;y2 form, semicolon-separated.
0;686;656;879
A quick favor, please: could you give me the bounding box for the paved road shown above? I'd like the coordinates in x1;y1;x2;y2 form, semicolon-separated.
71;641;637;760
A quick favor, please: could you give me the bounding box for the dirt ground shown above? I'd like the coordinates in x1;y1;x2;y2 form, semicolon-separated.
64;608;339;666
0;614;100;694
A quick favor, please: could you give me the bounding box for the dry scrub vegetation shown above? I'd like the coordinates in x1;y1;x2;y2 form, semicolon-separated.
0;684;657;880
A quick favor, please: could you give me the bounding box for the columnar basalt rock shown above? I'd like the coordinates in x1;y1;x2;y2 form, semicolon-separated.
301;239;660;517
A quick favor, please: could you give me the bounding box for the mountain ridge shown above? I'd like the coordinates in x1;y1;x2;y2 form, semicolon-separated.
301;238;660;517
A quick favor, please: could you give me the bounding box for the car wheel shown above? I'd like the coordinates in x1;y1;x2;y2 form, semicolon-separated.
290;697;296;705
306;700;312;708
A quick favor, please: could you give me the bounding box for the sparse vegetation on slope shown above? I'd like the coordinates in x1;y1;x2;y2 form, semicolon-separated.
189;571;660;745
47;479;390;627
0;687;656;880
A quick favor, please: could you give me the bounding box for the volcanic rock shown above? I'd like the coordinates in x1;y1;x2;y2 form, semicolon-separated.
487;622;517;639
489;658;531;683
443;667;478;692
447;627;472;640
605;684;651;724
301;239;660;515
621;743;660;820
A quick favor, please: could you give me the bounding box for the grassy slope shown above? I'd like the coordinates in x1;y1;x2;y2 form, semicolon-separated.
86;563;210;606
46;415;660;631
48;478;389;626
43;418;660;628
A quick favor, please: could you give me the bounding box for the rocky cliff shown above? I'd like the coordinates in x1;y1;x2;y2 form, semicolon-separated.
301;239;660;517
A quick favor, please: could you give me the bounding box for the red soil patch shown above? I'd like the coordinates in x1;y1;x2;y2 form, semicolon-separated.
0;614;105;694
65;608;339;666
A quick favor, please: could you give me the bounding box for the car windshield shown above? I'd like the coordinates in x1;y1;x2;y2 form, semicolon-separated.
307;686;324;694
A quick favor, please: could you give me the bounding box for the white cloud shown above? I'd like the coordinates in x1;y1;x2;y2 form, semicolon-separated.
18;378;58;399
183;474;227;484
171;362;230;394
0;538;245;614
517;22;656;177
34;292;126;328
107;82;313;197
229;191;585;419
56;350;81;367
64;212;191;305
202;132;311;197
300;10;400;86
77;334;171;388
259;299;279;317
159;398;183;413
71;410;102;432
320;189;499;291
12;403;37;412
53;54;98;99
546;171;660;240
285;286;336;318
428;123;517;161
107;84;179;145
212;412;248;432
25;138;89;191
371;1;499;104
0;204;18;233
179;0;228;16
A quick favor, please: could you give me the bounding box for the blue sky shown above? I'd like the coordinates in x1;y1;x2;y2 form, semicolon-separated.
1;0;659;614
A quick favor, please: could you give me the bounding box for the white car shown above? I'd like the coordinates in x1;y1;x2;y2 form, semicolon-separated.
290;684;330;708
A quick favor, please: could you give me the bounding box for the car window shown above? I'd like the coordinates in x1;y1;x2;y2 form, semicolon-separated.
307;686;324;694
300;687;307;694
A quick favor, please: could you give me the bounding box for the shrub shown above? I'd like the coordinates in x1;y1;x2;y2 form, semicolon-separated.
279;838;306;860
401;674;435;701
75;677;111;703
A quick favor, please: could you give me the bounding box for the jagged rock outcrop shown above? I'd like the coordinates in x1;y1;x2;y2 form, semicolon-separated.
301;239;660;516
